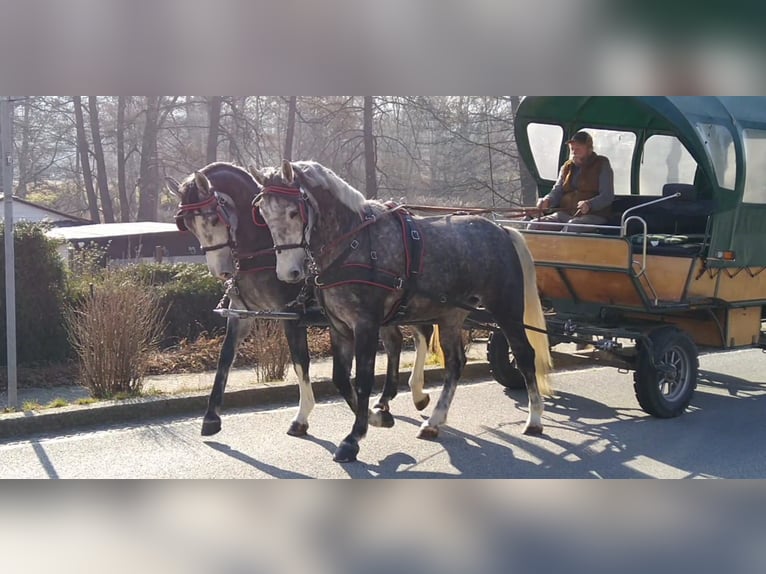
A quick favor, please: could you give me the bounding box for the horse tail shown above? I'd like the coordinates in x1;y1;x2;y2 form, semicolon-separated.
429;325;445;367
505;227;553;397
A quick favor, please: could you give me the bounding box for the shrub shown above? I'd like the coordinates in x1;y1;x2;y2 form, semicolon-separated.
0;222;69;365
64;270;165;398
244;320;290;383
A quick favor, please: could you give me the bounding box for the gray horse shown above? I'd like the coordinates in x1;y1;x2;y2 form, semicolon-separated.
251;160;553;463
167;163;425;438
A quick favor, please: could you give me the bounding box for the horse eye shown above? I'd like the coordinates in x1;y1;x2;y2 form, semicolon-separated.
289;210;300;220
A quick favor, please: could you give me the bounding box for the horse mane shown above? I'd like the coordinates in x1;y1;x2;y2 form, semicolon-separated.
293;161;367;216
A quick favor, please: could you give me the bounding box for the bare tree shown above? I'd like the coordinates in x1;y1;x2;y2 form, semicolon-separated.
116;96;131;222
73;96;100;222
363;96;378;199
137;96;161;221
206;96;222;164
283;96;297;161
88;96;115;223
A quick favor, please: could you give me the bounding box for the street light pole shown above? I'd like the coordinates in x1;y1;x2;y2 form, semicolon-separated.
1;96;17;409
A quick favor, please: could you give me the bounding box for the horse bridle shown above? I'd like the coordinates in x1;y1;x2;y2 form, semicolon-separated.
175;191;238;254
252;185;313;255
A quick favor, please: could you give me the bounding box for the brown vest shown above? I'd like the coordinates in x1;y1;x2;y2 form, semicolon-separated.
558;153;611;217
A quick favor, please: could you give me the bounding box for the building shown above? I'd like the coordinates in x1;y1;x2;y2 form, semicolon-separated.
46;222;206;266
0;194;91;227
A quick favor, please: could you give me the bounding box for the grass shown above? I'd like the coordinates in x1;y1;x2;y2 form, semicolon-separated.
75;397;97;406
46;398;69;409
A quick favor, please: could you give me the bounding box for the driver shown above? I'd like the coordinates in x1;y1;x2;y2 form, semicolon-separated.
531;131;614;232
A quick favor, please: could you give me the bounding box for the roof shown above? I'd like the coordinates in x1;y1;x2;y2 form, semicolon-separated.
0;195;91;224
47;222;180;242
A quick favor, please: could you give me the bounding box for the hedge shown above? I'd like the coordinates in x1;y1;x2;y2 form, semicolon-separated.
0;223;226;365
0;223;69;365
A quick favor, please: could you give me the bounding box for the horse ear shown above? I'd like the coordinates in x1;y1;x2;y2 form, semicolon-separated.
165;177;182;198
248;165;267;186
194;171;212;196
281;159;295;184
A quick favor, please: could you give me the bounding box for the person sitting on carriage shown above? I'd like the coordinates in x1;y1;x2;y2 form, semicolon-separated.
531;131;614;232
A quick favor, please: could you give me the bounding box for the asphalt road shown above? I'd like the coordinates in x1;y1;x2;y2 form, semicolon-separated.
2;348;765;479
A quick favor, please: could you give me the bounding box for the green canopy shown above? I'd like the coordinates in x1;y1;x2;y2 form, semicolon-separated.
514;96;766;267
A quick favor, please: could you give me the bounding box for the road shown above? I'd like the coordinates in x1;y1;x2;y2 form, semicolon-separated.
2;348;766;479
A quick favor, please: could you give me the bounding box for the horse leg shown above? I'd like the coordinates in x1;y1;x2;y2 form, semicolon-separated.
329;325;357;412
370;325;401;429
202;316;253;436
501;321;544;436
408;325;432;411
283;322;314;437
334;321;379;463
418;322;466;440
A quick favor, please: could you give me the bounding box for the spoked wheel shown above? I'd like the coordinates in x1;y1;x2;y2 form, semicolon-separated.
633;326;698;418
487;331;526;389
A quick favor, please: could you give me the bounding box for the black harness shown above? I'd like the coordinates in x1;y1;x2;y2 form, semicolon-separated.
315;204;424;324
253;185;425;325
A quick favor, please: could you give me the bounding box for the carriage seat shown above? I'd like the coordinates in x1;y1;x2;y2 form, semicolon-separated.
623;184;716;256
621;184;716;237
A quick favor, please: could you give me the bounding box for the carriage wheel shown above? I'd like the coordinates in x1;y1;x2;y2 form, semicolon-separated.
633;326;698;418
487;331;527;390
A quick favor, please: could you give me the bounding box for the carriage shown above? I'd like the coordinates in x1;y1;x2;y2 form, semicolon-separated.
488;96;766;418
172;97;766;462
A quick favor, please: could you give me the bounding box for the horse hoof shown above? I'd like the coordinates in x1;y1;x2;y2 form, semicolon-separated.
417;425;439;440
287;421;309;437
333;441;359;463
414;394;431;412
201;418;222;437
523;424;544;436
378;410;395;429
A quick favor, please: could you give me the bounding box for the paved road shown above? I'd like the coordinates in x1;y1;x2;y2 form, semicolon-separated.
2;348;765;478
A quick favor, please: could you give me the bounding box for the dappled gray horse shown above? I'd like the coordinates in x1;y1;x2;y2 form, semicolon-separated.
251;160;552;463
167;163;420;438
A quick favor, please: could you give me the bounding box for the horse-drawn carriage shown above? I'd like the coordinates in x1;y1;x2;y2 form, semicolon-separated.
169;96;766;462
490;96;766;418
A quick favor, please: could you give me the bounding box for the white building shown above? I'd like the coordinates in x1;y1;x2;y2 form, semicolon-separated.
0;194;91;227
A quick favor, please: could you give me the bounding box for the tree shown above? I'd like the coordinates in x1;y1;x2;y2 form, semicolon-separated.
116;96;131;222
88;96;115;223
73;96;100;222
137;96;161;221
206;96;222;164
284;96;297;161
363;96;378;199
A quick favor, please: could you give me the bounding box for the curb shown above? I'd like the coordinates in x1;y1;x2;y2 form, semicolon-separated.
0;362;493;441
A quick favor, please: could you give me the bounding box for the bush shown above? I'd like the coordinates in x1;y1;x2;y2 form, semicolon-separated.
0;222;69;365
68;261;226;348
244;320;290;383
64;270;165;398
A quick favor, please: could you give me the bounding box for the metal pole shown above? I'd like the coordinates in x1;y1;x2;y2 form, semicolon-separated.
1;96;17;409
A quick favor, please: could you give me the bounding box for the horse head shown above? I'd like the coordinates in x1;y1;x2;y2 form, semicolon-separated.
167;169;240;281
250;160;318;283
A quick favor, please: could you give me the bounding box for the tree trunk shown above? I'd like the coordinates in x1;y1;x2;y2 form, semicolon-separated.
73;96;100;222
116;96;130;222
206;96;222;164
88;96;115;223
16;98;31;198
137;96;161;221
283;96;297;161
510;96;537;205
363;96;378;200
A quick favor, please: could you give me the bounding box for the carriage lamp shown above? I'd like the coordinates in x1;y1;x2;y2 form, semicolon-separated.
714;250;736;261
